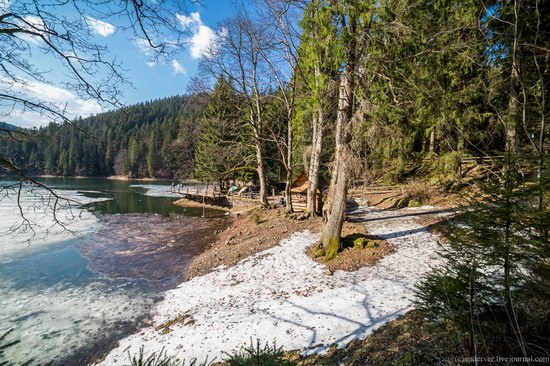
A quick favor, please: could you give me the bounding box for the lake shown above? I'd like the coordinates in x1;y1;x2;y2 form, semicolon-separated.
0;177;227;365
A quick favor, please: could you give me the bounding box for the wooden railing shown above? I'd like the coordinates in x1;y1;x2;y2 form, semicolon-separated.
170;185;226;198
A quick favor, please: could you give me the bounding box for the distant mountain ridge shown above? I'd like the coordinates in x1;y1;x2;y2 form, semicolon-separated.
0;122;21;131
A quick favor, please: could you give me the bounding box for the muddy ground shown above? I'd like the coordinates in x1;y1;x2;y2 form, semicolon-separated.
78;214;229;288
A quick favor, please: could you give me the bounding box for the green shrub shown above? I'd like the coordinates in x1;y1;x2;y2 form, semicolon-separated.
435;152;462;182
224;339;295;366
366;240;378;248
252;213;260;225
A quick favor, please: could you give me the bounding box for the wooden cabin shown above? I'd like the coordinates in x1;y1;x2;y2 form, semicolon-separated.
290;172;328;212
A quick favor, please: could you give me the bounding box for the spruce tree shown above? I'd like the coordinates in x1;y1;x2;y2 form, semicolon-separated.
417;155;550;357
194;76;254;185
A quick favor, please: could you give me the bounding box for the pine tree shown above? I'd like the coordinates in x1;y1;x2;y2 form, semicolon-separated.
146;131;156;178
194;76;254;185
128;137;140;177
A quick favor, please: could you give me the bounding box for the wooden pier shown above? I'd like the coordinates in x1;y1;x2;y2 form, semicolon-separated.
171;185;230;207
171;185;272;208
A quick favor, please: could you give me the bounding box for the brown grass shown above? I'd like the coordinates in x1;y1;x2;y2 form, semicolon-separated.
289;310;465;366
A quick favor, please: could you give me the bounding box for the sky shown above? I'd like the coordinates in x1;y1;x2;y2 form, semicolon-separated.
2;0;234;128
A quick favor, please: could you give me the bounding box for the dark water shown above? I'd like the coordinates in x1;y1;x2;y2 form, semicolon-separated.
0;237;95;289
0;178;227;365
33;177;223;217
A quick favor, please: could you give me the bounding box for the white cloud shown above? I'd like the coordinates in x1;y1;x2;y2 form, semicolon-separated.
171;60;186;75
134;12;217;63
190;25;217;59
27;82;103;116
18;15;47;44
23;15;46;30
175;12;218;59
1;78;103;127
134;37;153;57
85;17;116;37
175;12;201;29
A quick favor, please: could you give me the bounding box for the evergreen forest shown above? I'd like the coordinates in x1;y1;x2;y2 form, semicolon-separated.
1;0;549;361
1;95;203;179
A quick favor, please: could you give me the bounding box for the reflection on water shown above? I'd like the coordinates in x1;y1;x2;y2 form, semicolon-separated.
30;177;224;217
0;178;227;365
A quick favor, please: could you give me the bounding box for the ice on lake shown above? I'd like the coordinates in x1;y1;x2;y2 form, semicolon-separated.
0;181;156;365
0;184;109;259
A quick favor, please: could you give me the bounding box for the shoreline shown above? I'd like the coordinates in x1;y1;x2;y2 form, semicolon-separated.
173;197;232;211
32;174;164;181
106;175;162;181
32;174;202;182
96;205;447;365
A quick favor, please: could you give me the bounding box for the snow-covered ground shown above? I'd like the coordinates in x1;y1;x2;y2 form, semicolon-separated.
98;206;448;365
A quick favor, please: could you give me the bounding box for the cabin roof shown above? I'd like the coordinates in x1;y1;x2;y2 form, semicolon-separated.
291;172;328;189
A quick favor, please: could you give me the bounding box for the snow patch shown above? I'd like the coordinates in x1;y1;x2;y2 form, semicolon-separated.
130;184;186;198
98;206;444;364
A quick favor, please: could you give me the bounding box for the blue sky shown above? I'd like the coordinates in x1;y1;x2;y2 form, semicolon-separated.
3;0;233;128
122;1;231;103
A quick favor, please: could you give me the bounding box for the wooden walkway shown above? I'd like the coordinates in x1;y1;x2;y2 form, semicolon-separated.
171;185;273;208
171;185;226;198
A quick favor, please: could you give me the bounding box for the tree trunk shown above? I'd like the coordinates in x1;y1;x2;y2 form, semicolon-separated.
285;110;294;213
536;54;547;213
507;0;522;153
307;62;325;216
307;110;324;215
429;128;436;153
254;127;269;207
321;66;354;260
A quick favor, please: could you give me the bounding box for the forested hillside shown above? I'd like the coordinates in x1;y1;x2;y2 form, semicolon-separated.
1;0;549;361
1;95;204;178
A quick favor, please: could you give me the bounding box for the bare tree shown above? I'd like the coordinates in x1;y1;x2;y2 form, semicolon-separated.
0;0;194;231
202;10;277;207
253;0;306;213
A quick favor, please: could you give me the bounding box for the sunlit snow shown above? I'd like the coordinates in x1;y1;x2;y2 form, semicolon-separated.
98;206;447;364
